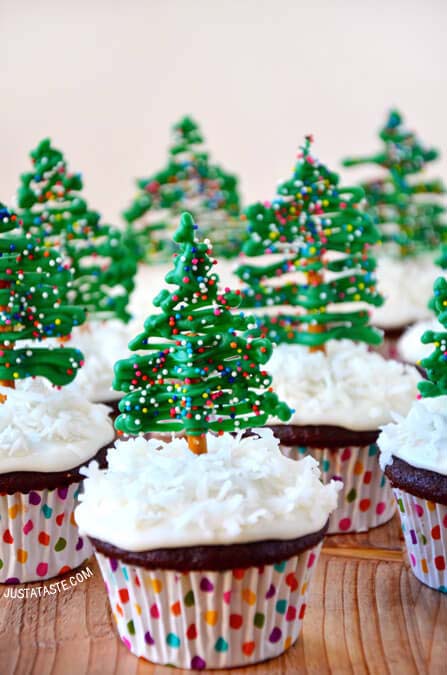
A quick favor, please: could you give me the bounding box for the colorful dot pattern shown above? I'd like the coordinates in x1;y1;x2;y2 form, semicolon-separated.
393;488;447;593
95;543;323;669
0;484;91;583
281;443;395;534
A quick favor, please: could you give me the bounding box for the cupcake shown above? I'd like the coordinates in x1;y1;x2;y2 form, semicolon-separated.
0;203;114;583
77;431;339;669
378;277;447;593
76;212;340;668
16;138;138;413
342;110;447;359
235;136;421;533
266;341;420;533
0;380;114;583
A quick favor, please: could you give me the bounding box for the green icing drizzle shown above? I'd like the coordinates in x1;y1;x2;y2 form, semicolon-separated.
0;202;85;386
122;116;245;262
113;212;291;436
419;277;447;397
343;110;447;257
235;136;383;347
17;138;136;323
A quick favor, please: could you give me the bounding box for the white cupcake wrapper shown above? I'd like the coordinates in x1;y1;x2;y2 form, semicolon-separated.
0;483;92;583
95;543;322;669
393;488;447;593
280;443;395;534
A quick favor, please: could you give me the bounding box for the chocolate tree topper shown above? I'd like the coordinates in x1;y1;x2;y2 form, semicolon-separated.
343;110;447;257
17;138;135;323
235;136;383;352
0;202;85;392
122;116;244;262
419;277;447;398
113;212;291;454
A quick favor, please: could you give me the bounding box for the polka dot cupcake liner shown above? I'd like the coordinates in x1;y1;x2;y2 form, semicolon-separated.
393;488;447;593
280;443;395;534
95;543;322;669
0;483;92;584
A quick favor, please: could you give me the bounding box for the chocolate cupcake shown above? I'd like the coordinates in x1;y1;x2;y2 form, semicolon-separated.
379;394;447;593
266;340;421;533
76;429;340;669
0;379;114;583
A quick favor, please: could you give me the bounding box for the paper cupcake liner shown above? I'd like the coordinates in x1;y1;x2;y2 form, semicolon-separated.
0;483;92;584
393;488;447;593
95;543;322;669
280;443;395;534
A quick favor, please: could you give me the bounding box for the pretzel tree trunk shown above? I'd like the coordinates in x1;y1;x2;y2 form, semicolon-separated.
187;434;208;455
306;269;326;354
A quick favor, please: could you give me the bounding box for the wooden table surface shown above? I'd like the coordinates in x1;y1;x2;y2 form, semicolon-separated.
0;514;445;675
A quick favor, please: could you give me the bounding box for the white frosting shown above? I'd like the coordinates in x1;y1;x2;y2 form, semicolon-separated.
371;254;441;328
267;341;421;431
69;320;134;402
0;378;114;474
378;396;447;475
398;319;442;365
75;428;341;551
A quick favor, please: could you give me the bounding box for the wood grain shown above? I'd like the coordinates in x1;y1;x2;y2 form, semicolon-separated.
0;518;445;675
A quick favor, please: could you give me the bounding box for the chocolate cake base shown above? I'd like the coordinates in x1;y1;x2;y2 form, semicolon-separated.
266;424;379;449
384;456;447;506
0;439;114;495
380;325;410;341
89;520;329;572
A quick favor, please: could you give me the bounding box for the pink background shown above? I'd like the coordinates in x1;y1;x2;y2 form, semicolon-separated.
1;0;446;223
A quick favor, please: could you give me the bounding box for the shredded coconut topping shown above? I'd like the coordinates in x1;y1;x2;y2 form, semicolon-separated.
267;341;421;430
378;395;447;475
75;428;340;550
0;378;114;473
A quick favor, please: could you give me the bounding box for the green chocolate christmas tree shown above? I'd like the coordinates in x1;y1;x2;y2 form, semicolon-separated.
17;138;136;323
343;110;447;257
235;136;383;350
0;202;85;388
113;212;291;454
418;277;447;397
122;116;244;262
